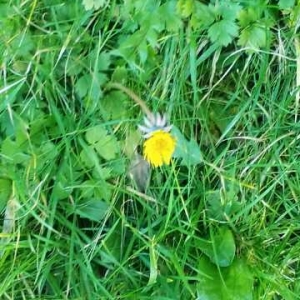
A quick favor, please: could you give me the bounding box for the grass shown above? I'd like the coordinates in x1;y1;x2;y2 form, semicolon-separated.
1;0;300;299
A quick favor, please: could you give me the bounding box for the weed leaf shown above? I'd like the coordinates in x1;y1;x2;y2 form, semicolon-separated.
195;227;235;267
75;199;109;222
172;126;202;166
197;257;253;300
208;19;239;47
82;0;106;10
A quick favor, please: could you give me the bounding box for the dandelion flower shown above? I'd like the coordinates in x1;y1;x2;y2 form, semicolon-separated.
106;83;176;167
138;112;176;167
143;130;176;167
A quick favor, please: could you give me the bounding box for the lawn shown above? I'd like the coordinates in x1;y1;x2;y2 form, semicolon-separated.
1;0;300;299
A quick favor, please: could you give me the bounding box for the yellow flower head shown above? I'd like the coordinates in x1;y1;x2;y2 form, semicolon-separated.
143;130;176;167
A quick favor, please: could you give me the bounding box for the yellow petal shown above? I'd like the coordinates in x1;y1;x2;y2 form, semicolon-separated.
143;130;176;167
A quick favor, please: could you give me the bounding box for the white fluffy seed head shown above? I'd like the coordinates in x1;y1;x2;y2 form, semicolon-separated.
138;112;172;138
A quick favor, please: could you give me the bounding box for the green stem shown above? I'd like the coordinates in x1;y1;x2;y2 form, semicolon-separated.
107;82;152;118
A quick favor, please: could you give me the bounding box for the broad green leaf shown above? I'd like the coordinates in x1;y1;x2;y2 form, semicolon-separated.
197;256;223;300
195;227;235;267
206;190;241;222
143;10;164;33
206;190;226;221
111;66;128;83
172;126;202;166
75;72;107;101
82;0;107;10
82;0;94;10
13;115;29;146
89;72;108;100
117;33;139;62
80;179;112;202
108;159;126;176
80;146;98;168
89;50;111;72
75;199;109;222
145;28;159;48
92;166;112;180
238;7;262;28
117;4;165;64
211;227;235;267
158;1;182;32
225;259;254;300
85;125;107;145
191;2;215;29
184;139;202;166
197;257;253;300
123;129;141;157
37;142;59;170
66;57;84;76
1;138;30;164
96;52;111;71
218;1;241;21
75;74;90;99
101;91;128;120
279;0;295;10
94;135;119;160
238;24;268;49
52;180;71;200
118;25;160;64
85;126;119;161
51;156;79;200
208;20;239;47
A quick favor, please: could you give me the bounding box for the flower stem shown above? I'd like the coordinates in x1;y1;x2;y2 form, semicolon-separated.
106;82;152;118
